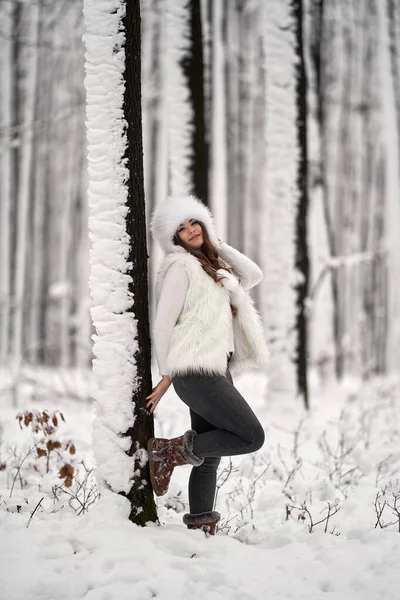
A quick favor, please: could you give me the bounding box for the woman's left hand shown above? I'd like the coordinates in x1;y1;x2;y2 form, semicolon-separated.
216;269;240;292
146;376;171;413
216;269;246;306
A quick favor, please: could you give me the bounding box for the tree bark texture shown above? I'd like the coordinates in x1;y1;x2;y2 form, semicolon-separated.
122;0;157;526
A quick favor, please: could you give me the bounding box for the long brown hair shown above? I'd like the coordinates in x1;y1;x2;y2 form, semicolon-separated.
173;220;238;317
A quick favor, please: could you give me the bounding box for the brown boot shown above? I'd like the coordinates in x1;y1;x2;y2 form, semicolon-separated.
147;430;204;496
183;511;221;536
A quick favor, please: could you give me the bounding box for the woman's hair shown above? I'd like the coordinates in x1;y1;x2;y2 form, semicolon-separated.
173;220;238;317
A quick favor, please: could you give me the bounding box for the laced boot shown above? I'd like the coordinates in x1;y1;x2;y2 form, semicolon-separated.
147;430;204;496
183;511;221;536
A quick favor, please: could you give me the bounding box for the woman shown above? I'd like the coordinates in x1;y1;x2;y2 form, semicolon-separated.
146;195;269;535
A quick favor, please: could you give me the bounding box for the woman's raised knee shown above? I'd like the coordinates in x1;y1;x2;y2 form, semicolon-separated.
249;423;265;453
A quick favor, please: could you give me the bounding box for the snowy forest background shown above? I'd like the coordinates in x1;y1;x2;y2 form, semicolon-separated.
1;0;400;406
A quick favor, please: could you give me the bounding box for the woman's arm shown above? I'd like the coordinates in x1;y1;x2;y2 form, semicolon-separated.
218;241;263;291
153;261;188;377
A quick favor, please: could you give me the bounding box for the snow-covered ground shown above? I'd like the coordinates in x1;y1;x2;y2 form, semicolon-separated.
1;368;400;600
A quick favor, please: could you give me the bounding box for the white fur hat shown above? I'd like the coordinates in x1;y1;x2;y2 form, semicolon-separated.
150;195;219;254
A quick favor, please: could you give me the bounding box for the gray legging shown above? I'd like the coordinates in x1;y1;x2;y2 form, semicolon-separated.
172;356;265;515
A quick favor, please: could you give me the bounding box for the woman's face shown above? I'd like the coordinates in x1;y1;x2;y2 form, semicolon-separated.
176;219;204;249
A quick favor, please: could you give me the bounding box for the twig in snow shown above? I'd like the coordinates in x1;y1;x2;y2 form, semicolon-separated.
26;497;44;528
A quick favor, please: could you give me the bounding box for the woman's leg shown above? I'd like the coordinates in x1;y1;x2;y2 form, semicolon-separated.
172;366;265;459
188;408;221;514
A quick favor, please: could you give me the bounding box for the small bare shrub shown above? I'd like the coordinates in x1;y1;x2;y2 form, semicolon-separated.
16;409;76;487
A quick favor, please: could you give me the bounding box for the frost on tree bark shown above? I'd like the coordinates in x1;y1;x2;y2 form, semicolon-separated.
292;0;309;408
122;0;157;526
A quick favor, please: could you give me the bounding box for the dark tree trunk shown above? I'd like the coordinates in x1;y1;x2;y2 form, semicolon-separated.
182;0;209;204
121;0;157;526
292;0;310;409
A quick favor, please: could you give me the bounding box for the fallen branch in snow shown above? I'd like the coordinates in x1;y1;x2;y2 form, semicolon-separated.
26;496;44;528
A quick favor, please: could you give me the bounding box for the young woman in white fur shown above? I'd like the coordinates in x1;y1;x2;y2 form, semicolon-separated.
146;195;269;535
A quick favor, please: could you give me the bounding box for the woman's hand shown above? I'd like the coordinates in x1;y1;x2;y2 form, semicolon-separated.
216;268;246;307
216;268;240;292
146;376;171;413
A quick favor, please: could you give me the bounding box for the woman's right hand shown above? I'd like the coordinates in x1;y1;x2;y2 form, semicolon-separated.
146;376;171;413
216;268;240;292
216;268;246;307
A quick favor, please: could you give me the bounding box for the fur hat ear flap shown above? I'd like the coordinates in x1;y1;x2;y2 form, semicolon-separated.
150;195;219;254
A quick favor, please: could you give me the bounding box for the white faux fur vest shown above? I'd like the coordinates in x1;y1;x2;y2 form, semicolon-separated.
155;249;269;377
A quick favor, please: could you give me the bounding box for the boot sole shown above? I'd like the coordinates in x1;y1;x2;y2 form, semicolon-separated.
147;437;164;497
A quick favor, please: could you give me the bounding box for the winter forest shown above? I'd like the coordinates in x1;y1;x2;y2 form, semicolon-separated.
1;1;400;599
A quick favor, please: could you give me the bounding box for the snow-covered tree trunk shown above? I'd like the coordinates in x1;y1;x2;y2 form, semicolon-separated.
83;0;157;525
260;0;298;405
